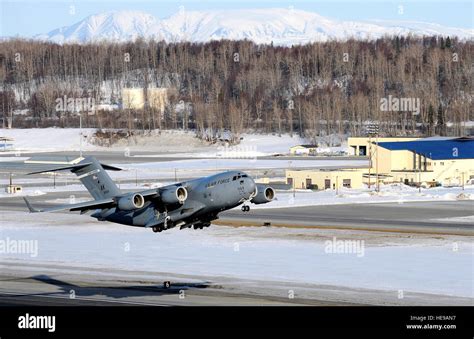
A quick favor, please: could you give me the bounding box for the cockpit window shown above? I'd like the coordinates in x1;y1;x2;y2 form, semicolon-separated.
232;176;237;181
242;174;248;178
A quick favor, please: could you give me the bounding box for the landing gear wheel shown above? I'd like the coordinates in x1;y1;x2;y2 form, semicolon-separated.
241;205;250;212
152;226;162;233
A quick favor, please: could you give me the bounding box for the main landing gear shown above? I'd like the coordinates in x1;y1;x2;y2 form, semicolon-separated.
193;222;211;230
152;216;172;233
241;205;250;212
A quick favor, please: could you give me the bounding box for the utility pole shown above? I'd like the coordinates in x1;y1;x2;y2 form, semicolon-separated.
375;133;379;192
367;135;372;189
79;114;83;158
418;153;421;193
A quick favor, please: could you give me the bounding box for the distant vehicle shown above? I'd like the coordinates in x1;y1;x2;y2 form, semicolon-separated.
23;157;275;233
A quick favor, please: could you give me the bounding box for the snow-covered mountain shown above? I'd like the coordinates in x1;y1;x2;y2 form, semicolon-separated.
35;8;473;45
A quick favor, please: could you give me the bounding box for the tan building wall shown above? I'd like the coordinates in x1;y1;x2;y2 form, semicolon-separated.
122;88;168;112
286;169;365;190
348;137;418;157
390;159;474;186
148;88;168;113
122;88;145;110
372;147;417;174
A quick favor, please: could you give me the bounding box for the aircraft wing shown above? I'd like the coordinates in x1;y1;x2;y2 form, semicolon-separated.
136;185;191;201
23;197;116;213
136;188;161;200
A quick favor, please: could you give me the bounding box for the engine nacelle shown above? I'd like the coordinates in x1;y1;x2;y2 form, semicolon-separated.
117;193;145;210
161;186;188;205
251;184;275;204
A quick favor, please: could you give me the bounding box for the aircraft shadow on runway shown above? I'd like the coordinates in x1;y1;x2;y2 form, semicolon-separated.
8;274;212;301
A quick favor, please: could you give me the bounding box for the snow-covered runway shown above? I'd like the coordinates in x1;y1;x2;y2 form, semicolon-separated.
0;211;472;301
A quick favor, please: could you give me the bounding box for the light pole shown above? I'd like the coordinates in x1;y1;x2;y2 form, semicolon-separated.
366;123;379;192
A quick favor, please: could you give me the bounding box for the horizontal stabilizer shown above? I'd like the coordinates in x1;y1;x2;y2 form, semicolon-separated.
27;163;92;175
100;164;122;171
27;162;122;175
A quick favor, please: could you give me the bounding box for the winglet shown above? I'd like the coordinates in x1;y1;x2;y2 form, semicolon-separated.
23;197;41;213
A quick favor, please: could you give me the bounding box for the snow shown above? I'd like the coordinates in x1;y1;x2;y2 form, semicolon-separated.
433;215;474;224
0;157;29;162
0;128;98;153
0;212;471;297
0;128;351;160
0;128;313;156
33;9;473;45
128;133;310;158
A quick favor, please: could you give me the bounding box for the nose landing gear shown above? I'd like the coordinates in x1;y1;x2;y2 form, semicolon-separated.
241;205;250;212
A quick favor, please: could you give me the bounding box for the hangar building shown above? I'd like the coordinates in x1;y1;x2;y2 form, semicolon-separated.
285;136;474;190
376;136;474;186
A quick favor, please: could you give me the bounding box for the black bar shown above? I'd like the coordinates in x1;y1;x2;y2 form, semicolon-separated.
0;306;472;335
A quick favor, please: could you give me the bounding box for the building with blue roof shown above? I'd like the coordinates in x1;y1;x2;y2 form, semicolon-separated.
374;137;474;186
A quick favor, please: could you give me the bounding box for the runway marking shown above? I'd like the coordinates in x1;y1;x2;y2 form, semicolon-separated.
0;290;172;306
213;219;474;236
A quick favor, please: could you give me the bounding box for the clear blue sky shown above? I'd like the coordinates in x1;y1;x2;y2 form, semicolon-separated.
1;0;472;37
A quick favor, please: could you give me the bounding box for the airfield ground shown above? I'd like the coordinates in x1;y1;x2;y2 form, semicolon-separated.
0;132;473;306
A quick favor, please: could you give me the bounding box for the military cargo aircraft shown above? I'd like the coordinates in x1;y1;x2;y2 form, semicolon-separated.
23;156;275;233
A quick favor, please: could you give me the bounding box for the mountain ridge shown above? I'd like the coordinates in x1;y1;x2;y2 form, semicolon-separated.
33;8;474;45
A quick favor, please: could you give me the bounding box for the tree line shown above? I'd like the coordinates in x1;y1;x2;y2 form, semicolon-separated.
0;36;472;142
